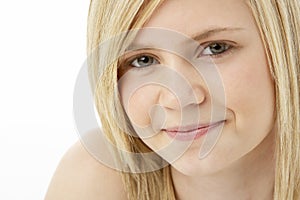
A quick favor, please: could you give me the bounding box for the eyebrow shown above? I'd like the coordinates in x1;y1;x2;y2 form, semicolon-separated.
191;27;245;41
125;27;245;52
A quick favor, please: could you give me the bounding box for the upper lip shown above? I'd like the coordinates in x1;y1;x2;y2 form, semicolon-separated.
162;120;225;132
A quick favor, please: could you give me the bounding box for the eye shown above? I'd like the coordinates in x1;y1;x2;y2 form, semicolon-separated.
131;55;159;68
199;42;232;58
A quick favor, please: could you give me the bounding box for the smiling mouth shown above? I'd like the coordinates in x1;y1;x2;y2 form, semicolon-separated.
162;120;226;141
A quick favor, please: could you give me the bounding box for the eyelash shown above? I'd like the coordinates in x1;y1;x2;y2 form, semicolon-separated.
199;42;234;59
124;42;235;69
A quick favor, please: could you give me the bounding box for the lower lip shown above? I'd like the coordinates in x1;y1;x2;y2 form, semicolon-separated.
164;121;225;141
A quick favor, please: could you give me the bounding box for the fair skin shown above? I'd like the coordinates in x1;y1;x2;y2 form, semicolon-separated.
46;0;276;199
45;138;127;200
120;0;276;199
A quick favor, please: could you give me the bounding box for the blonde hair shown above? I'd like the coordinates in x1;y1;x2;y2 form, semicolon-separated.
87;0;300;199
247;1;300;199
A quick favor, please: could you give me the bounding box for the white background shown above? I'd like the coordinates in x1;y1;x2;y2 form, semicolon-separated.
0;0;90;199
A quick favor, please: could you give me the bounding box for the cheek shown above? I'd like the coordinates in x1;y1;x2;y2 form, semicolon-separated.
123;85;159;127
223;53;275;133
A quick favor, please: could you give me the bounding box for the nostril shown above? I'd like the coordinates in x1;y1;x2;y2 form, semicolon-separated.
149;104;166;133
191;85;207;105
158;83;207;110
158;88;181;110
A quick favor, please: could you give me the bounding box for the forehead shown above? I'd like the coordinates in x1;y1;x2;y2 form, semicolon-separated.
142;0;252;36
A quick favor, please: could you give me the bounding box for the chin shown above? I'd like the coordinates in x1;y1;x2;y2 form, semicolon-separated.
170;148;224;176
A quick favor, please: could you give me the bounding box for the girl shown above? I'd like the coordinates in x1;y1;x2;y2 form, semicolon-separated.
46;0;300;199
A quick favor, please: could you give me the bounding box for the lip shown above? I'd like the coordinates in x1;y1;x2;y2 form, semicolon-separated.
162;120;225;141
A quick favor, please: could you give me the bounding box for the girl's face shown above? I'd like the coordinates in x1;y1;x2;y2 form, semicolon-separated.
118;0;276;175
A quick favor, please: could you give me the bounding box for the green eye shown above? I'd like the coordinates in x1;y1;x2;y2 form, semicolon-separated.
201;43;232;57
131;55;159;68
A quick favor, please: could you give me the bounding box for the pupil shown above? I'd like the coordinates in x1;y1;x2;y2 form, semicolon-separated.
211;43;225;53
139;56;150;64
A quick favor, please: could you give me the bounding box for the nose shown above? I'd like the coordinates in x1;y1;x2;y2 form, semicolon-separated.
159;85;206;110
158;58;207;110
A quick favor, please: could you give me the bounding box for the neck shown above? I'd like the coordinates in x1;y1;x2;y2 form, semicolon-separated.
171;132;275;200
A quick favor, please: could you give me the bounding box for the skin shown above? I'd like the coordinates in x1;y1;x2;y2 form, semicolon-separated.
45;138;127;200
119;0;276;199
46;0;276;199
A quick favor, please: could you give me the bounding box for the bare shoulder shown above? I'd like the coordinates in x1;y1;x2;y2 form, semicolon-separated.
45;140;127;200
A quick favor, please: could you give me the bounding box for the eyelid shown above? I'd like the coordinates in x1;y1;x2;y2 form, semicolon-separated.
120;50;161;67
120;40;237;66
196;40;237;59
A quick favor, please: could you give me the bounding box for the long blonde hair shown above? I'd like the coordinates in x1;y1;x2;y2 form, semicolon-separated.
87;0;300;199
